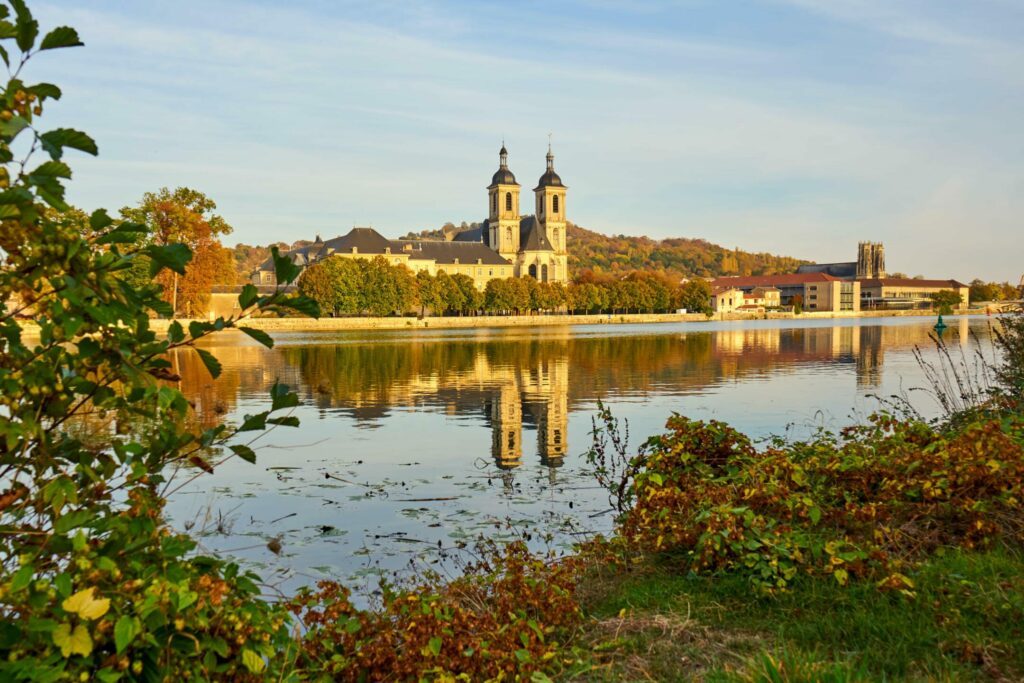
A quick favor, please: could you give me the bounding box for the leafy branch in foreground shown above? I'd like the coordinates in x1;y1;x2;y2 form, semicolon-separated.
0;2;320;679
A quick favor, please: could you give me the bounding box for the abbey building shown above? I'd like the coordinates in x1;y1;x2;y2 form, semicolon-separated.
446;144;568;283
251;144;569;288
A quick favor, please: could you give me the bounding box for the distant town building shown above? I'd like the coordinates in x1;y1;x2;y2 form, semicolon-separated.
710;273;860;313
251;144;569;288
794;242;967;310
710;285;782;314
710;285;744;313
860;278;969;311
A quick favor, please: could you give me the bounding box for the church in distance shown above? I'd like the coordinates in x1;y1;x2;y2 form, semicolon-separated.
252;144;569;289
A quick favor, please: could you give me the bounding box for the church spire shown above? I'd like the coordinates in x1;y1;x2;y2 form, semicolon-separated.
546;134;554;171
499;141;508;168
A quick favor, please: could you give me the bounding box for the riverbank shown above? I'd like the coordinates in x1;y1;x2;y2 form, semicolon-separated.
575;546;1024;680
146;307;977;333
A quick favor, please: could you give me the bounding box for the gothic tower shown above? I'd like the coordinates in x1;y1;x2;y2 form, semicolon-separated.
856;241;886;279
534;143;568;282
487;145;520;263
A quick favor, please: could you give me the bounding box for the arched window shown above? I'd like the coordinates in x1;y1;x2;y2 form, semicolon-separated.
528;264;537;279
506;226;512;244
553;195;559;213
491;193;496;214
553;228;559;244
541;264;548;282
505;192;512;212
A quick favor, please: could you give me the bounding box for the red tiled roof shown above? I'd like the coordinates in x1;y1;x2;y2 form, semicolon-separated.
711;273;840;288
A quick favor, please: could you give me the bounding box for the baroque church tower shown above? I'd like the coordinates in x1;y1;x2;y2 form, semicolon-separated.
534;143;568;282
470;142;568;283
487;145;521;263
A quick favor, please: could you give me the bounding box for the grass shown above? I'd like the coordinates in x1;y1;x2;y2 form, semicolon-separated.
570;546;1024;682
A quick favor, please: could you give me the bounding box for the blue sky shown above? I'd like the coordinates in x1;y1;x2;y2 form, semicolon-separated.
31;0;1024;281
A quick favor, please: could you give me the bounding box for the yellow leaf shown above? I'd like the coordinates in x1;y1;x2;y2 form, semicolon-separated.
53;622;93;658
241;648;265;674
62;587;110;621
834;568;849;586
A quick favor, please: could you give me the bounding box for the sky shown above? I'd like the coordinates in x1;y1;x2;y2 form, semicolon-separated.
28;0;1024;282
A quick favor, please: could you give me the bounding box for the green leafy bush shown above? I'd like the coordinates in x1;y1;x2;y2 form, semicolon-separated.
0;3;319;679
615;413;1024;592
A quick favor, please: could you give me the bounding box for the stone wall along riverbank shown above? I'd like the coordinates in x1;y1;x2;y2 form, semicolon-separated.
144;308;973;334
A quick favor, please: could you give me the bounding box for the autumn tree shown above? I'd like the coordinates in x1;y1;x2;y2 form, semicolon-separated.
675;279;712;314
435;271;465;315
484;278;518;314
415;270;442;316
931;290;963;315
451;273;482;315
298;258;345;316
121;187;234;317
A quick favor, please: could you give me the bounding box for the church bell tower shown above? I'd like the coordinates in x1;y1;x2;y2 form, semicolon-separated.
487;144;520;263
534;142;568;281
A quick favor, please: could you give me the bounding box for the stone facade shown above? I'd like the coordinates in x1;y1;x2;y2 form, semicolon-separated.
856;241;886;279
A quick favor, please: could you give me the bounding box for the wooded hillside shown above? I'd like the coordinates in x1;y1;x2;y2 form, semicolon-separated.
397;220;808;279
565;222;807;278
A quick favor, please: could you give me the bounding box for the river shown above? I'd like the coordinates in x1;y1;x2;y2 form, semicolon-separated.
163;315;994;598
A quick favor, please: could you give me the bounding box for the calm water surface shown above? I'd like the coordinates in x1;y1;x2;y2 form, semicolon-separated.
165;316;989;596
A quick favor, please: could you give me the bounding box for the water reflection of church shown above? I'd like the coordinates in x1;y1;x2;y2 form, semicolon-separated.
488;357;568;470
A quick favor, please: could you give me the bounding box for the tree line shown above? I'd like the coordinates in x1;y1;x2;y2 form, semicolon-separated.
296;256;714;316
969;279;1022;303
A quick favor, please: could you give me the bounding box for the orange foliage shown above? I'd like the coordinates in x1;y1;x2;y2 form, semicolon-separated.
290;542;583;681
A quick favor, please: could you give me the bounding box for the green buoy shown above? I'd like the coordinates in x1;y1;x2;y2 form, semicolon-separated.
934;313;947;335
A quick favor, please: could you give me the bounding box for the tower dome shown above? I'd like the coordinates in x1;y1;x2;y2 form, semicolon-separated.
490;144;518;187
535;143;564;189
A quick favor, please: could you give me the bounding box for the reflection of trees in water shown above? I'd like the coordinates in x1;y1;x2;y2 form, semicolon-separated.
171;322;979;447
170;346;243;430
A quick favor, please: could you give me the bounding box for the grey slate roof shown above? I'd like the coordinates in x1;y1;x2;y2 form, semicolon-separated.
258;225;515;272
519;216;554;252
796;262;857;278
452;225;487;245
257;242;324;271
489;168;518;187
450;217;556;253
534;169;563;189
394;239;511;266
322;227;394;254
